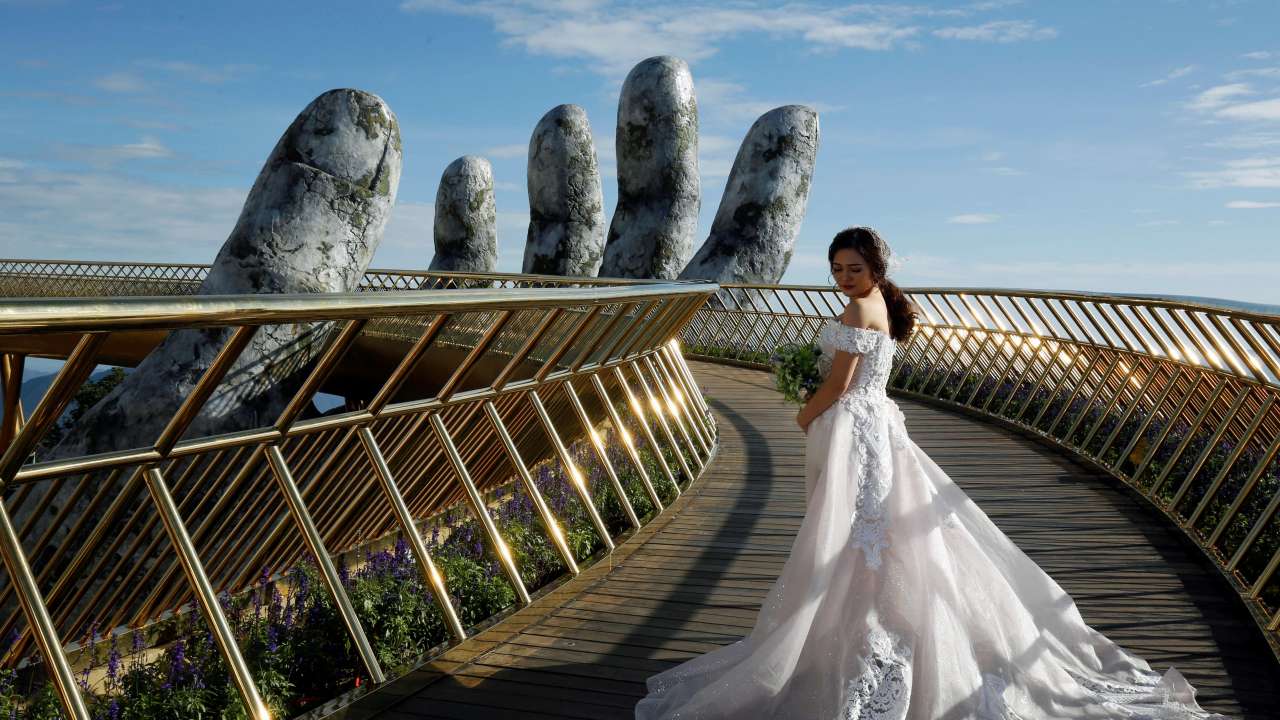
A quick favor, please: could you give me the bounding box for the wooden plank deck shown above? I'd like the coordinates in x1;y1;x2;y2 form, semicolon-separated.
351;361;1280;719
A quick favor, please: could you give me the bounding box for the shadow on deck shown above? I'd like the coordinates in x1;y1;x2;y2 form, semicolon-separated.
346;361;1280;720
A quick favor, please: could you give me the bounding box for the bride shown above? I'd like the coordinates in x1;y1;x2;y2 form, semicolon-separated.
634;227;1226;719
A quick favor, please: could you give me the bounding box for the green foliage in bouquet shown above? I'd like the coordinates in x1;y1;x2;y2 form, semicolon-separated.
770;343;823;405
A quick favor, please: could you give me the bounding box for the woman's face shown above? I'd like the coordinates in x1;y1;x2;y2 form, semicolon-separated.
830;247;876;298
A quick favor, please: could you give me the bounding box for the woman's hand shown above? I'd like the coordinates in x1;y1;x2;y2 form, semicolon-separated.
796;408;811;433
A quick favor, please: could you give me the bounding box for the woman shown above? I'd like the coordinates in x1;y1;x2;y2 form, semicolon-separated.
634;227;1224;719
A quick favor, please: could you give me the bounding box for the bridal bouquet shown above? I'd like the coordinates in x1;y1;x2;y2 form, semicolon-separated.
770;342;823;405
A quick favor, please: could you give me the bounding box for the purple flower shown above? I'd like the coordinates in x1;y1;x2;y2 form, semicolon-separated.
164;639;187;689
106;637;121;687
269;586;283;624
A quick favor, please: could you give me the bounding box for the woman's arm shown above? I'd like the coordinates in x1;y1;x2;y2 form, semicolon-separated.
795;304;864;431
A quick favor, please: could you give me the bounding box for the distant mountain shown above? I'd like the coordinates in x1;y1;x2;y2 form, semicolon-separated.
12;367;126;415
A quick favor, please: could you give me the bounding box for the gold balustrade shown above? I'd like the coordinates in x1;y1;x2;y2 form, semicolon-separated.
0;266;719;720
681;282;1280;658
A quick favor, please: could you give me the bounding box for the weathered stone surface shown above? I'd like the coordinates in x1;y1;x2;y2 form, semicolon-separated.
48;89;400;461
429;156;497;273
12;89;401;600
680;105;818;286
523;105;605;276
598;56;700;279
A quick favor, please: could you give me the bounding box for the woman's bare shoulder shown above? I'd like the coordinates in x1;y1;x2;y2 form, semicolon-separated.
841;295;890;333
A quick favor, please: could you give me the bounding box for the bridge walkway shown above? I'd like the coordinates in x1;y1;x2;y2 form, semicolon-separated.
348;361;1279;719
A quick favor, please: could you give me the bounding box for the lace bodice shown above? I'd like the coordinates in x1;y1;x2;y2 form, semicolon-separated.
816;318;897;401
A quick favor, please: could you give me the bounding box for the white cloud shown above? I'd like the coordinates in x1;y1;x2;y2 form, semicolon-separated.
1242;51;1273;60
52;137;174;169
1205;132;1280;149
1225;200;1280;209
1186;157;1280;188
137;61;256;85
1140;64;1195;87
376;201;434;266
931;20;1056;43
118;118;189;132
1216;98;1280;121
946;213;1000;224
696;76;840;124
983;166;1025;176
400;1;1048;78
802;21;920;50
1137;219;1180;227
93;72;148;93
1187;83;1253;112
0;158;24;183
1225;66;1280;80
0;164;244;261
483;143;528;159
699;133;739;179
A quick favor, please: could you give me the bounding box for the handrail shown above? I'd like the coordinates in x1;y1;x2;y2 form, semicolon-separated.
0;258;658;301
682;282;1280;657
0;283;707;334
0;268;719;719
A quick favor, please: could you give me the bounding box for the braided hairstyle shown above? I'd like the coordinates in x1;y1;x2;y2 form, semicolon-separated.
828;227;918;342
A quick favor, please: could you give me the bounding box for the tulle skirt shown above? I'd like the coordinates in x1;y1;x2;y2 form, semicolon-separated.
634;394;1225;719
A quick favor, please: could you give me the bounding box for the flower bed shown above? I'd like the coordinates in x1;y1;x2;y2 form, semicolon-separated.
1;406;697;719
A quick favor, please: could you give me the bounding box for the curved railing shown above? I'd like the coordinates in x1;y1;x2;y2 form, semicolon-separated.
682;283;1280;657
0;259;652;299
0;273;718;719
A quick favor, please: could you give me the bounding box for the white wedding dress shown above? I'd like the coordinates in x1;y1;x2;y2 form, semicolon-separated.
634;318;1227;719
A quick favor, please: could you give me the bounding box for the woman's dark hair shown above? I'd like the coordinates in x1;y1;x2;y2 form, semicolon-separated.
828;226;918;342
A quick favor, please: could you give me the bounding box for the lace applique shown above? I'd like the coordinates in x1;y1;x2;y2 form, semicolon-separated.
839;391;896;568
815;319;901;571
816;320;896;393
821;320;888;356
1060;668;1225;719
887;402;911;452
842;628;912;720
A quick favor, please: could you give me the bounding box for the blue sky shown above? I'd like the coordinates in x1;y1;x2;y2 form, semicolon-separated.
1;0;1278;303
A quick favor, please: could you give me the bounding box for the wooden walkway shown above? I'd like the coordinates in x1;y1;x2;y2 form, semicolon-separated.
349;362;1280;719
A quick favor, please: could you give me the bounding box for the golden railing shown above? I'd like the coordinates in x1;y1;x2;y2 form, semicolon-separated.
682;283;1280;656
0;270;719;720
0;259;648;299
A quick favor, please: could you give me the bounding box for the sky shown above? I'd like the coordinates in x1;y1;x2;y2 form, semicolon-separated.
1;0;1278;303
